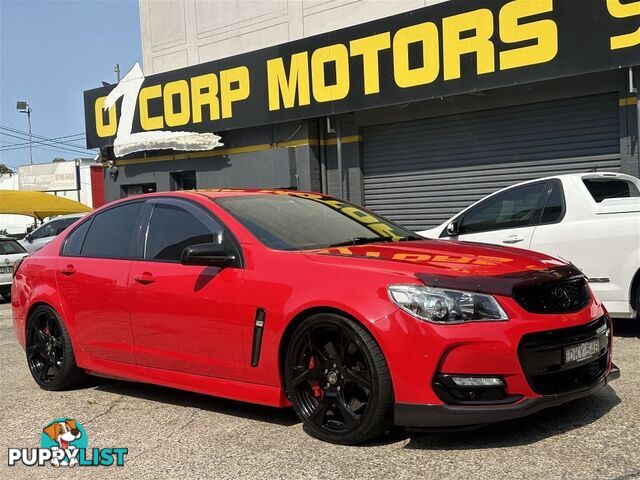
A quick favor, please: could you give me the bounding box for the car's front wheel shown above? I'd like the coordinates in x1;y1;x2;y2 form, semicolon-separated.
26;305;86;390
284;313;393;445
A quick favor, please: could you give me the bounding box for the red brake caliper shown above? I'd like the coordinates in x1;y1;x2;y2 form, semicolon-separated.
308;356;324;399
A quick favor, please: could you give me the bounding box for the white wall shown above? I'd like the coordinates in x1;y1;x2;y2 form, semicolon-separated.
0;173;34;235
0;160;94;236
139;0;448;75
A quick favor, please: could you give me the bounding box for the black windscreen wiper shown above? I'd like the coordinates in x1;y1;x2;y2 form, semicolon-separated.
326;237;391;247
327;236;406;248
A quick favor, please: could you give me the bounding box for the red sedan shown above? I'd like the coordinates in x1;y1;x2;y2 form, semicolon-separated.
12;189;619;444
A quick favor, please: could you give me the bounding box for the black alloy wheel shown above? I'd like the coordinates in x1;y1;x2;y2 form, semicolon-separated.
285;313;393;444
26;305;86;390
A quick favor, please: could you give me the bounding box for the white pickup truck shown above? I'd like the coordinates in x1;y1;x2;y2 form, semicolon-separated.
419;172;640;319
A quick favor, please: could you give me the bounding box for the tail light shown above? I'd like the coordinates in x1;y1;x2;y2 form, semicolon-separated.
12;257;25;278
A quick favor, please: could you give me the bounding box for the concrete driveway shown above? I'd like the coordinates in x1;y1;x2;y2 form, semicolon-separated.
1;299;639;480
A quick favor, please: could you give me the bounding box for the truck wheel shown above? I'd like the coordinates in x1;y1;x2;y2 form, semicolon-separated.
284;313;393;445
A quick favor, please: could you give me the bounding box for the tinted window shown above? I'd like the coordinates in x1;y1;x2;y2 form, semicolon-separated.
145;203;219;261
62;219;92;256
583;178;640;202
541;182;565;224
0;239;26;254
460;182;547;234
81;203;144;258
30;221;59;240
216;194;415;250
55;217;79;234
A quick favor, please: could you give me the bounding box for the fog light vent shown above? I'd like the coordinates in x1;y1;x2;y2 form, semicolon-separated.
433;374;520;405
450;376;504;387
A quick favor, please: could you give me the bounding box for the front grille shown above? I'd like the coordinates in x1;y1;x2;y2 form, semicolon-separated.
518;316;610;395
513;277;590;314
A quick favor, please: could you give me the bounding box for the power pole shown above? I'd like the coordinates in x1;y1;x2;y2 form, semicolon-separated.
16;101;33;165
26;107;32;165
114;64;121;83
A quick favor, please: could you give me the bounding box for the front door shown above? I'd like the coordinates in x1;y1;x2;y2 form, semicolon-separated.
446;181;552;250
128;199;245;380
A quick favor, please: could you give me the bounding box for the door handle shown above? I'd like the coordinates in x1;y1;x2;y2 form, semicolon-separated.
134;272;155;285
502;235;524;244
59;265;76;275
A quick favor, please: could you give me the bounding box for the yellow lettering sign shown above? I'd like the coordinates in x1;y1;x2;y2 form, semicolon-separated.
443;9;495;80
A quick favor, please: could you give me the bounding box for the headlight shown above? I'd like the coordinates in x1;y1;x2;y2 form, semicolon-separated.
387;285;508;324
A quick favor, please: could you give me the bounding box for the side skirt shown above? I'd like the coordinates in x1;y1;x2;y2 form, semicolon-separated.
78;355;291;408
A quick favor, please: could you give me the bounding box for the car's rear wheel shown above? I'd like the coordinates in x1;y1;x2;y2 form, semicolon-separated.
26;305;86;390
284;313;393;445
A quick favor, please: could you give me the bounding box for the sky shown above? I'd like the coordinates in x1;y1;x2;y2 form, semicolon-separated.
0;0;141;170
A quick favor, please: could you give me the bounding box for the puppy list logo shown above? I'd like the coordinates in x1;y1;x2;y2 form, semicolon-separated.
7;418;128;467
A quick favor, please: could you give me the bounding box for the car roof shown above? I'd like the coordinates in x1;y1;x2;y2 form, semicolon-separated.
195;188;324;199
112;189;328;204
503;171;637;187
42;213;87;222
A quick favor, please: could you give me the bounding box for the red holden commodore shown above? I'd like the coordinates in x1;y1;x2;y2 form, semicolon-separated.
12;189;619;444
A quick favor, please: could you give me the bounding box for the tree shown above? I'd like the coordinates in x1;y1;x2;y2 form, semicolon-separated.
0;164;13;174
52;157;66;163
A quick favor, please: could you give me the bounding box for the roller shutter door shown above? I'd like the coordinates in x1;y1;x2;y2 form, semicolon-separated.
362;93;621;231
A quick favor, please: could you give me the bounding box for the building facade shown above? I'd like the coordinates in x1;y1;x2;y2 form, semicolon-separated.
88;0;640;232
0;159;95;235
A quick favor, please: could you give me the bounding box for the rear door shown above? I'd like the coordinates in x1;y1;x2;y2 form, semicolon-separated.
56;201;145;364
444;181;551;249
128;198;245;380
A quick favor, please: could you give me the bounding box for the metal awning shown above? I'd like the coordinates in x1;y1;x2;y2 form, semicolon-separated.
0;190;91;220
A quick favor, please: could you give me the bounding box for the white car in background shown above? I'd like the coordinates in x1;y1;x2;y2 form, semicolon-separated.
19;213;85;254
0;236;28;301
419;172;640;319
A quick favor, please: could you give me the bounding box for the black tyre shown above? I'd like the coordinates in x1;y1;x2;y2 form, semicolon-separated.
284;313;393;445
1;290;10;301
26;305;87;390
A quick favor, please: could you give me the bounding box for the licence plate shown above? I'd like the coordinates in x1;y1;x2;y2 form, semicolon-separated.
0;266;11;274
564;339;600;365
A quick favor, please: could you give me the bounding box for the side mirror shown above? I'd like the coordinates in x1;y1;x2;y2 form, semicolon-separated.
25;234;33;242
445;221;460;236
180;242;236;268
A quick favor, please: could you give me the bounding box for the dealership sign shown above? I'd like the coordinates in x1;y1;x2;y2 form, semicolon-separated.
84;0;640;151
18;162;80;192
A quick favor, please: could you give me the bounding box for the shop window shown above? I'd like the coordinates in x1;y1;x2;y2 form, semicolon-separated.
121;183;157;198
170;171;197;191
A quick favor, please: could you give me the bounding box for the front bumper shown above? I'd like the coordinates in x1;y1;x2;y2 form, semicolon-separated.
395;364;620;428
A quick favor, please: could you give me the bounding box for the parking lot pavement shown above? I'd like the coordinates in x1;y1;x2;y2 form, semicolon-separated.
1;300;639;480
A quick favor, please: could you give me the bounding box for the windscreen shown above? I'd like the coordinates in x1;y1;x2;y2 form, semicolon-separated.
0;239;26;254
215;193;415;250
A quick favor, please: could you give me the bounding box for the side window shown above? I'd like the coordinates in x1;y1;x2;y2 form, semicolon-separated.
460;182;548;234
31;221;58;240
62;219;93;256
583;178;640;202
81;202;144;258
540;182;565;224
55;217;78;234
145;203;222;262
